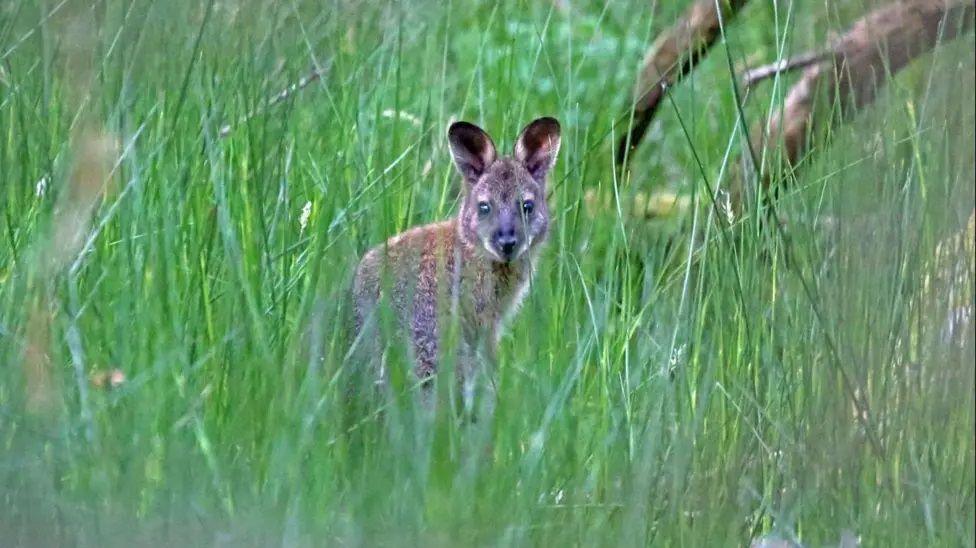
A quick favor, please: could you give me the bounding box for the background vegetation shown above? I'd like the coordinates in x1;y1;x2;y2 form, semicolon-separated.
1;0;973;545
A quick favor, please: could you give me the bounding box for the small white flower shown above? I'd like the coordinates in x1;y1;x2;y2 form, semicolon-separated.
35;176;48;197
662;344;686;377
299;201;312;233
716;189;734;225
669;344;685;367
381;109;421;127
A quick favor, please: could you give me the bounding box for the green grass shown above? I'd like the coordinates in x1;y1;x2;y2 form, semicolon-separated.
1;0;973;545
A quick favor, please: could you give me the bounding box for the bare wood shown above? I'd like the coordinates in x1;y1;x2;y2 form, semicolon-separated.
748;0;975;190
725;0;974;463
617;0;750;167
741;50;827;89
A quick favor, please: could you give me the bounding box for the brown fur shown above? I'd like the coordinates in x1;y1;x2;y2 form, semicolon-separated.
351;118;560;406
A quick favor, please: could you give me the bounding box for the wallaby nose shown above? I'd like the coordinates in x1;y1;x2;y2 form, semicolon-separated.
494;227;518;258
498;236;517;255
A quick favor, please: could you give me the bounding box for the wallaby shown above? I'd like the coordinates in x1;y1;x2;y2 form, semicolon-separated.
352;117;561;411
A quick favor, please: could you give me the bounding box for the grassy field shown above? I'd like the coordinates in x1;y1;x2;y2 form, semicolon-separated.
1;0;974;545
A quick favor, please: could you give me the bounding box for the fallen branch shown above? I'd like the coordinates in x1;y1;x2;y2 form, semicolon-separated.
726;1;974;460
744;0;975;198
617;0;750;168
741;50;827;89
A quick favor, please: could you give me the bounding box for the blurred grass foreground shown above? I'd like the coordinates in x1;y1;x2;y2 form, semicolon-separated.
1;1;974;546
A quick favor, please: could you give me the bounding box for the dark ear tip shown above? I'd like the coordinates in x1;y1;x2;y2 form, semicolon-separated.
532;117;560;134
448;121;482;138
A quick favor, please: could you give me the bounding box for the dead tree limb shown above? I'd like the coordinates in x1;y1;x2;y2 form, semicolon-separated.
732;0;973;462
617;0;750;168
741;51;827;89
742;0;975;206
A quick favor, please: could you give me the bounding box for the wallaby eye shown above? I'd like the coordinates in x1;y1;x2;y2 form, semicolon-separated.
478;202;491;217
522;200;535;216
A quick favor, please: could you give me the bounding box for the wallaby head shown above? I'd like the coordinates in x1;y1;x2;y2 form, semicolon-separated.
448;117;561;263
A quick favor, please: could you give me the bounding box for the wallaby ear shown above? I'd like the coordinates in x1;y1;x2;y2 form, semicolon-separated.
448;121;497;183
514;117;560;184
